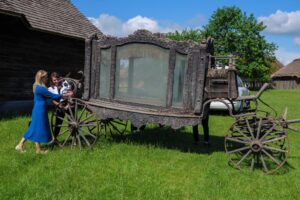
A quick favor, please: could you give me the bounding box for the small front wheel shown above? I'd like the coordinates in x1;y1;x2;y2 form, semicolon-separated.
52;98;100;149
225;116;289;174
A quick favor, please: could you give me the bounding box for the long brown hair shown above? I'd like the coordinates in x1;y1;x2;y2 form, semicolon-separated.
49;72;60;87
33;70;47;92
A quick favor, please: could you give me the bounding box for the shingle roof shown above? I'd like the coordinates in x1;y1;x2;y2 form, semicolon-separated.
272;59;300;78
0;0;103;40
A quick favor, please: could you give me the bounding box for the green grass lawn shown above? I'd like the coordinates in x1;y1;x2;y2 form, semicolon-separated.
1;89;300;200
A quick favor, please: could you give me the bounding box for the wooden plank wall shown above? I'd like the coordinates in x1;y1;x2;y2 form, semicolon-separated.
0;14;85;101
273;79;300;89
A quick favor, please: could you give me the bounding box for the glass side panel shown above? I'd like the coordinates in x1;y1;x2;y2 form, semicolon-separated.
115;44;169;106
99;48;111;98
172;53;187;107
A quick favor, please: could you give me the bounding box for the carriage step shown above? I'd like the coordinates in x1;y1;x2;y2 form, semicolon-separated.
211;79;228;84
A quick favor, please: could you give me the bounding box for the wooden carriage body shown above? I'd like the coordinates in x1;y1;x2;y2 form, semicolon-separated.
82;30;238;129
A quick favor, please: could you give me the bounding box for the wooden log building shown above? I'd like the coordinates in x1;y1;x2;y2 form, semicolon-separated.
0;0;102;102
272;59;300;89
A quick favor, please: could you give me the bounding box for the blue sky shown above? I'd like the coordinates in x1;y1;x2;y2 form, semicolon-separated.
72;0;300;65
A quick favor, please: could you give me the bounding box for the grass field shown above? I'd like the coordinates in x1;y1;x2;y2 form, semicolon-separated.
1;89;300;200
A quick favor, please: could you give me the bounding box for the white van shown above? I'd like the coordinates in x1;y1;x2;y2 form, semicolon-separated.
210;76;250;112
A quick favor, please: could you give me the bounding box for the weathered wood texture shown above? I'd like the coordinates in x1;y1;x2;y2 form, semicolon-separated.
83;30;212;128
271;58;300;89
0;14;85;100
205;68;238;99
85;30;208;111
272;77;300;89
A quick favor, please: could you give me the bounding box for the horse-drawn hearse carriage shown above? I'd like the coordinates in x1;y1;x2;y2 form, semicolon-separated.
51;30;299;174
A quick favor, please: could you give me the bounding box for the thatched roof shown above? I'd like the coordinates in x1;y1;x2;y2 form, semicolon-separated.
272;59;300;78
270;59;284;74
0;0;103;40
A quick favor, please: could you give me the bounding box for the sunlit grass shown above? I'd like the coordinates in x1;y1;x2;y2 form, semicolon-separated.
0;89;300;200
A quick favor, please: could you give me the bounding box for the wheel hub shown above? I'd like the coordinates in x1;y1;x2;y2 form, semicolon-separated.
70;121;79;130
250;140;263;152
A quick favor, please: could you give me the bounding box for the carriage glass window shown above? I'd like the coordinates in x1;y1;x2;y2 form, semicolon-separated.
115;44;169;106
172;53;187;107
99;48;111;98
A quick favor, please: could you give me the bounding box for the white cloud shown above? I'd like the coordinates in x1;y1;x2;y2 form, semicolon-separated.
258;10;300;64
89;14;182;36
276;48;300;65
122;16;160;34
294;37;300;47
88;14;123;36
258;10;300;35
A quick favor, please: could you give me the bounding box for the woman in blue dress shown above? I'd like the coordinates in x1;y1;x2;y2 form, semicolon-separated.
15;70;73;154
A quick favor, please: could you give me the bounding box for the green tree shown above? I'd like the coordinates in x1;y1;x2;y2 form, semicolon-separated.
202;6;277;81
166;29;202;43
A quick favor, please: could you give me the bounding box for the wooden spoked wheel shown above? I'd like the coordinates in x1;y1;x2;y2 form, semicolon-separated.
101;118;128;137
50;107;70;140
51;98;100;149
225;116;289;174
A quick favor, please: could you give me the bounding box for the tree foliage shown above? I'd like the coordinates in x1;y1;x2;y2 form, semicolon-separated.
167;6;277;81
166;29;202;43
203;6;277;81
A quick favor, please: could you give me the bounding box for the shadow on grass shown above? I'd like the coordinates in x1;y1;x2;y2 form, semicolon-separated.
0;112;31;121
109;126;226;155
0;105;57;121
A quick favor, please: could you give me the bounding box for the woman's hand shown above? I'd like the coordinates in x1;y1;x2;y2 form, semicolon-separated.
64;91;74;97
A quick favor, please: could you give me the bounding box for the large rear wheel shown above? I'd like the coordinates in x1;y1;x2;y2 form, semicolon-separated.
101;118;128;137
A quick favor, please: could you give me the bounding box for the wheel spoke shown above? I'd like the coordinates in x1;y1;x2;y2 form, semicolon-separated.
262;149;281;165
256;118;263;139
56;124;69;128
227;146;250;154
74;100;78;120
58;128;69;136
63;133;72;146
262;136;286;144
104;124;107;137
80;128;97;139
65;112;73;122
259;123;276;141
260;153;269;172
80;114;93;124
226;137;249;144
111;120;127;126
78;105;87;121
79;130;91;147
55;115;69;124
236;149;252;166
109;122;123;135
68;104;75;121
108;124;115;135
233;126;251;141
264;145;287;153
71;136;76;149
82;120;98;125
76;134;82;150
246;118;255;139
88;126;96;132
250;154;255;171
97;122;100;137
80;123;98;127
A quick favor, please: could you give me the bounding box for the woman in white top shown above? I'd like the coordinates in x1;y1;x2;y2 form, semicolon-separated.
48;72;60;96
48;72;64;145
